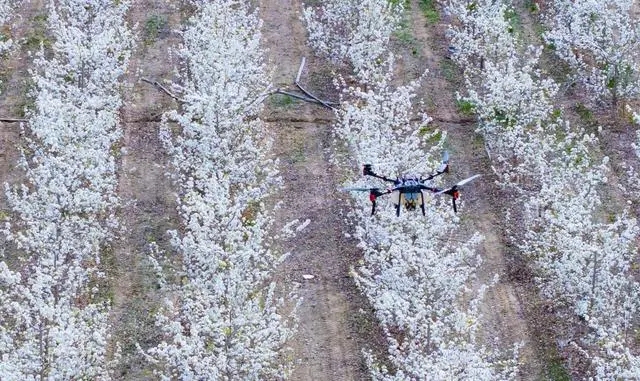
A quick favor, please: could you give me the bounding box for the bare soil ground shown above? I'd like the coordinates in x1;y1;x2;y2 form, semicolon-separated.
259;1;386;380
109;1;187;379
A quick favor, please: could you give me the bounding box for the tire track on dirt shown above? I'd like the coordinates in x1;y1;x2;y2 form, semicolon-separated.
259;0;385;379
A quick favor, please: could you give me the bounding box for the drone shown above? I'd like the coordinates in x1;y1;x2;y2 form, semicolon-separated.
343;152;480;216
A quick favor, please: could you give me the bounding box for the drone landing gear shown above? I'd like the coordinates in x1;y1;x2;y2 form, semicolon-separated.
369;188;391;215
452;192;458;213
442;189;461;213
369;192;377;215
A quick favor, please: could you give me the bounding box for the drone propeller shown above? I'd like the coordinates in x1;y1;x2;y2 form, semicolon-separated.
423;150;450;181
453;174;481;187
434;174;481;212
436;151;450;173
434;174;481;195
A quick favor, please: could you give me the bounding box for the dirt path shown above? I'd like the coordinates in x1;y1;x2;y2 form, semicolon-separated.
259;0;384;379
109;2;184;378
400;1;543;378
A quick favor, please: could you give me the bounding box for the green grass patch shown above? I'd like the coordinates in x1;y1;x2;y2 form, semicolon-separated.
440;58;462;84
394;22;416;46
393;10;418;52
419;0;440;24
418;125;443;144
544;357;571;381
23;14;53;51
269;93;297;108
534;23;547;40
504;8;522;36
525;0;540;13
143;14;167;45
574;102;595;125
15;77;36;118
455;99;476;116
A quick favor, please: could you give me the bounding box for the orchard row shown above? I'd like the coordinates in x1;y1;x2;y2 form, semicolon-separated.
0;1;294;379
448;0;640;377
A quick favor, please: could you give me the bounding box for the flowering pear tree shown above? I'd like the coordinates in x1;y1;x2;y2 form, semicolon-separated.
522;134;640;377
462;53;559;188
446;0;561;189
446;0;518;75
145;1;295;379
302;0;403;81
0;0;133;379
543;0;640;106
334;69;517;379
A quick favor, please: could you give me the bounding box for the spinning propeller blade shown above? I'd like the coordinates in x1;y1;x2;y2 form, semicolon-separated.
426;150;449;179
342;187;376;192
435;174;481;195
455;174;481;187
343;186;390;215
433;174;480;213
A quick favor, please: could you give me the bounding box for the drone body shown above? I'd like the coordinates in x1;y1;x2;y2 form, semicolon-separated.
344;152;480;216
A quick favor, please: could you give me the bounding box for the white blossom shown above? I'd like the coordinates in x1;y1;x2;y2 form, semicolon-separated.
146;1;295;379
447;0;640;376
0;0;132;379
543;0;640;105
302;0;403;82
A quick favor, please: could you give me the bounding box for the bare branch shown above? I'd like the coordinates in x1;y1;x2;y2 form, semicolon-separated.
0;118;27;123
141;78;182;101
293;57;337;109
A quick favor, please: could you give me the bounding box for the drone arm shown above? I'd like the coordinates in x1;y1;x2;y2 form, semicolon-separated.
363;164;396;183
423;170;446;181
420;184;440;193
367;172;396;183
